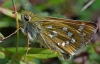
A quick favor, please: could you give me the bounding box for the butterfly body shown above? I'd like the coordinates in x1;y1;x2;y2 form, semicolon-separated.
21;10;97;59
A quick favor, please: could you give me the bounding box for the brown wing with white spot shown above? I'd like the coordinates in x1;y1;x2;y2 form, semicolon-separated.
64;20;97;44
46;17;98;44
40;20;83;55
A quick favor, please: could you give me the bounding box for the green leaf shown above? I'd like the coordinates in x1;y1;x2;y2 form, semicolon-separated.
26;48;60;59
5;47;60;59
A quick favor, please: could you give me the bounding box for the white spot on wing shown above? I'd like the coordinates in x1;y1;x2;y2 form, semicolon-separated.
49;31;58;38
57;43;60;45
62;42;66;46
83;33;86;36
71;38;76;43
62;27;68;31
52;31;58;36
68;32;73;37
78;25;84;31
46;25;52;28
49;34;54;38
66;41;69;44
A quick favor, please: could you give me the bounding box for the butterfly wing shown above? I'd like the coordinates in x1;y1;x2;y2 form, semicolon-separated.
39;17;97;56
39;20;84;56
46;17;98;44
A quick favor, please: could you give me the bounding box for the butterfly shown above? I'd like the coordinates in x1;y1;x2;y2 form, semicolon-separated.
21;10;97;59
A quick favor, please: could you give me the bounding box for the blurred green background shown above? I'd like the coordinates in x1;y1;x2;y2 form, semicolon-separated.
0;0;100;64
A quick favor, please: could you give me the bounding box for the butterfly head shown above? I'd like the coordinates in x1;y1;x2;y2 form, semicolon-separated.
21;10;47;24
21;10;34;23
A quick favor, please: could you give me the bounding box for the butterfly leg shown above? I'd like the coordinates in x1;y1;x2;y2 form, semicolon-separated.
23;32;31;61
4;27;21;39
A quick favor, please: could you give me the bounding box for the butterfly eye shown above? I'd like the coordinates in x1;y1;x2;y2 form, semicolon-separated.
24;14;31;21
